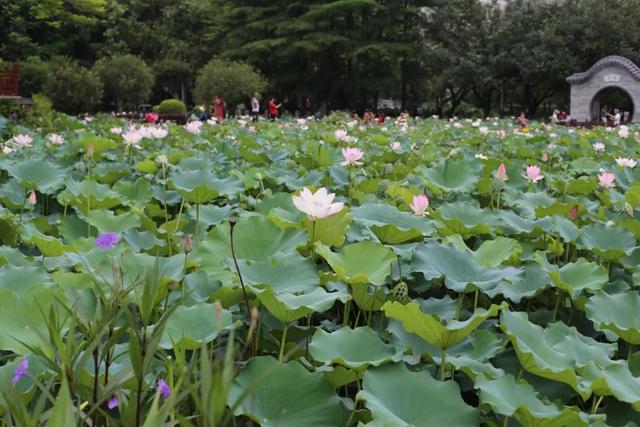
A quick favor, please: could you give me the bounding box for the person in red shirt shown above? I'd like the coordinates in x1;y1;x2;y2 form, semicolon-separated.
268;97;281;120
213;96;225;121
377;112;385;125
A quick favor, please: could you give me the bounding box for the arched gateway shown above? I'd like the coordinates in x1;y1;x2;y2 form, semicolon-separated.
567;55;640;123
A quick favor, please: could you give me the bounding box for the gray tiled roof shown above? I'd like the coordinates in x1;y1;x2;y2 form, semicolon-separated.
567;55;640;84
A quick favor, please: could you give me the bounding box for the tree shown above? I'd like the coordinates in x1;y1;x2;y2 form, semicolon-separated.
93;54;154;111
42;57;102;114
193;59;267;107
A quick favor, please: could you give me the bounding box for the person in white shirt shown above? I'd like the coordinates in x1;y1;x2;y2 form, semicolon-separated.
614;109;621;126
251;93;260;122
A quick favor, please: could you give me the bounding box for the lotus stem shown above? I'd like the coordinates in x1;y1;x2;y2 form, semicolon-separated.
17;190;27;228
229;217;251;318
195;203;200;241
310;220;316;260
552;289;561;322
473;289;479;311
439;349;447;381
279;322;289;363
502;416;510;427
591;395;604;414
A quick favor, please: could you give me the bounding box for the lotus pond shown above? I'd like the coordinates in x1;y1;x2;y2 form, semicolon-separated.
1;114;640;426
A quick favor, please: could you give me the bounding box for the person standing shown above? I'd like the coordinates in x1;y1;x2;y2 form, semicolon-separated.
268;97;281;121
214;95;225;121
251;93;260;122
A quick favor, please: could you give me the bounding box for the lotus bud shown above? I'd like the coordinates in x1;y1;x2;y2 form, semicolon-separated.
229;216;237;228
568;204;579;221
27;190;36;206
625;202;634;217
214;300;223;325
183;234;192;253
250;307;259;329
87;143;94;158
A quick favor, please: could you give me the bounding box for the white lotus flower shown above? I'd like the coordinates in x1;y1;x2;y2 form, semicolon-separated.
13;134;33;148
122;130;143;148
615;157;637;168
292;187;344;220
151;127;168;139
185;121;204;134
110;127;123;135
48;134;64;145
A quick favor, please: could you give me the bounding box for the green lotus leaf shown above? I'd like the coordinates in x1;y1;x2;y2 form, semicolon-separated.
475;374;592;427
578;223;636;261
187;204;232;228
435;202;501;237
170;170;220;204
564;177;598;195
159;302;234;349
5;158;66;193
198;215;306;263
585;291;640;344
626;182;640;208
513;192;556;219
252;286;349;323
484;264;552;303
0;286;67;354
112;178;153;209
0;263;53;292
583;362;640;410
357;363;478;427
229;356;344;427
122;228;166;252
62;178;122;212
309;327;400;370
474;237;522;267
500;310;616;399
92;161;129;184
315;241;395;285
21;223;73;257
543;216;580;243
538;256;608;299
78;135;117;156
305;208;351;246
412;242;522;293
498;211;550;235
84;209;141;233
351;203;434;244
235;256;319;293
421;159;479;193
383;300;505;350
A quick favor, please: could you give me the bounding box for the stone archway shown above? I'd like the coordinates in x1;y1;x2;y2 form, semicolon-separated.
567;55;640;123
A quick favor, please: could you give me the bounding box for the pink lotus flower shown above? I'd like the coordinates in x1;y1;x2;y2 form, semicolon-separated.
390;142;401;151
297;118;307;126
409;195;429;216
110;127;123;135
478;126;489;134
496;130;506;138
47;134;64;145
593;142;605;152
541;152;549;162
27;191;36;206
615;157;637;168
525;165;543;183
185;121;203;134
13;135;32;148
334;129;348;141
292;187;344;220
598;171;615;188
495;163;508;181
249;126;256;133
340;147;364;166
145;112;159;124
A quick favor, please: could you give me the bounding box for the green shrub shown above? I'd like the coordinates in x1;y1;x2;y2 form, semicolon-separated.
42;57;103;114
0;98;20;119
194;59;267;106
25;94;55;132
157;99;186;114
93;54;155;111
19;59;49;97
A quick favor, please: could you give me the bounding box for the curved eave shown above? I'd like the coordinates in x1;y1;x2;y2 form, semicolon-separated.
567;55;640;85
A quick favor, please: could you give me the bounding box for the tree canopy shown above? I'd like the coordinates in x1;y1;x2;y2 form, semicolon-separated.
3;0;640;116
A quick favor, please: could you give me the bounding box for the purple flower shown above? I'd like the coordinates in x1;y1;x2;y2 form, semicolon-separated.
157;379;170;399
12;358;28;385
95;232;120;250
107;395;119;410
